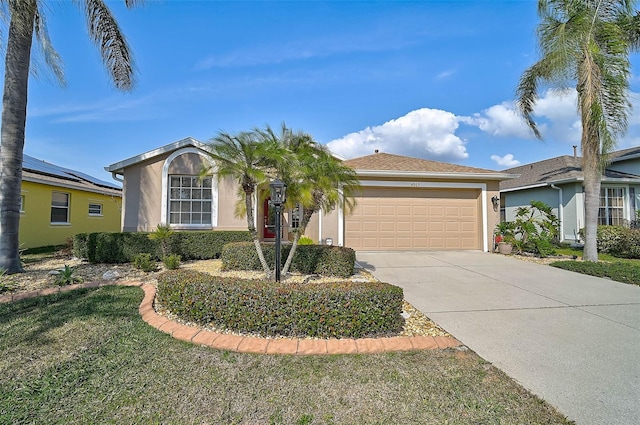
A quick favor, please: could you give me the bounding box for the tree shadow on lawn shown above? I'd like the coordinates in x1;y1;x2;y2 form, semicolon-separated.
0;286;143;346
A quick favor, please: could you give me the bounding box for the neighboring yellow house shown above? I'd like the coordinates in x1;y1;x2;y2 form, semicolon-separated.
19;155;122;249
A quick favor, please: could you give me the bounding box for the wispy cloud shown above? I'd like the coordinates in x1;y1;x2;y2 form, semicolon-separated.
195;31;414;70
435;69;456;81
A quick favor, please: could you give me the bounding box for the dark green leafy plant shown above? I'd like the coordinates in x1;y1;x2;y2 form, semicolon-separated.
156;269;404;338
133;253;158;273
55;265;82;286
163;254;181;270
221;242;355;278
511;200;560;257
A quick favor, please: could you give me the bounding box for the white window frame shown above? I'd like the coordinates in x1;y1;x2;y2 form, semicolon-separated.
88;203;103;216
167;175;214;227
19;195;25;213
290;203;303;229
161;148;218;229
598;187;626;226
51;192;70;224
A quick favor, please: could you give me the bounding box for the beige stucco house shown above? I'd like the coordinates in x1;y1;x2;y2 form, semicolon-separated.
105;137;515;252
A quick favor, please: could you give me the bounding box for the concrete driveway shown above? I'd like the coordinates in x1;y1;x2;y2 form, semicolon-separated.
356;251;640;425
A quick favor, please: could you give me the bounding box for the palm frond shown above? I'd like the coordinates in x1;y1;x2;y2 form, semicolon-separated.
79;0;135;91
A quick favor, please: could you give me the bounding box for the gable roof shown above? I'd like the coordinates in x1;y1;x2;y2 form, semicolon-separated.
105;137;209;174
22;154;121;196
344;152;516;180
500;150;640;191
609;145;640;162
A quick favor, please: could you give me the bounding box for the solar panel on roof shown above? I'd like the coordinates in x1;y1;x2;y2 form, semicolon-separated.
21;154;120;189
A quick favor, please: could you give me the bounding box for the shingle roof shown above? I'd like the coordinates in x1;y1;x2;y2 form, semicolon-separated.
500;151;640;191
343;152;499;174
609;145;640;161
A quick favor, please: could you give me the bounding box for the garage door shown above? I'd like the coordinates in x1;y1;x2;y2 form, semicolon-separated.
345;188;480;250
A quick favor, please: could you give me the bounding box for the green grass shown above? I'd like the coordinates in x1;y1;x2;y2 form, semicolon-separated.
0;286;572;424
550;260;640;286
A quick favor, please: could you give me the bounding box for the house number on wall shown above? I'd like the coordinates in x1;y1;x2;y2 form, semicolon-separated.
410;182;421;187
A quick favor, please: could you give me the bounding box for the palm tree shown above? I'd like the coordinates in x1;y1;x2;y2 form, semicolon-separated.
280;143;360;277
516;0;640;262
202;130;285;275
0;0;139;273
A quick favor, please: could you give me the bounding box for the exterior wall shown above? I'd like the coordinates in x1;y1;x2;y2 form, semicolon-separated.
19;180;121;249
561;183;582;241
122;158;163;231
121;149;246;232
608;158;640;175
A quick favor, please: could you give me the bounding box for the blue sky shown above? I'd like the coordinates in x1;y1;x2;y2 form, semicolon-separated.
15;0;640;183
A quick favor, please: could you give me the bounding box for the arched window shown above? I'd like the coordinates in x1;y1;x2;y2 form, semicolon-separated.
161;148;218;228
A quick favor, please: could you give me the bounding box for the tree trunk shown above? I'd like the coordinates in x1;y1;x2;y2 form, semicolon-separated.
244;189;270;275
582;138;601;262
0;3;36;273
281;206;317;277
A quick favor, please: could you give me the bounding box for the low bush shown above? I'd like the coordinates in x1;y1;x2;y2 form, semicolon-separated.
577;226;640;259
550;260;640;286
163;254;181;270
133;253;158;272
298;235;314;245
156;269;404;338
73;231;252;263
221;242;356;278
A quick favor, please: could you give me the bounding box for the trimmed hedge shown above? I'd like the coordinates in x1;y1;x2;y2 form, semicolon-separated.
550;260;640;286
156;269;404;338
73;231;251;263
221;242;356;278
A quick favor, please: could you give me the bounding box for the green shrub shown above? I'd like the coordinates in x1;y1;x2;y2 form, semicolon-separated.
221;242;356;278
55;265;82;286
133;253;158;272
163;254;181;270
156;270;404;338
170;231;252;260
550;260;640;286
298;235;314;245
74;231;251;263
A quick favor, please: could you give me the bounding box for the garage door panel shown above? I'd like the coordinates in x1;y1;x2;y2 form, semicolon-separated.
346;187;480;251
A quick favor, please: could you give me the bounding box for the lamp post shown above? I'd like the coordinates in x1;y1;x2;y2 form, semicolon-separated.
269;179;287;282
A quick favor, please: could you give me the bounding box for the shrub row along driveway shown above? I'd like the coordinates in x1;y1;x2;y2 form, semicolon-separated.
356;250;640;425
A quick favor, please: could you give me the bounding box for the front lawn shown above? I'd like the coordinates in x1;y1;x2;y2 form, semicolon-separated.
550;260;640;286
0;286;572;424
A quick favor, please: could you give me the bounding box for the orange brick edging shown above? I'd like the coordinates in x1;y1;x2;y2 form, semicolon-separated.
139;283;462;355
1;280;463;355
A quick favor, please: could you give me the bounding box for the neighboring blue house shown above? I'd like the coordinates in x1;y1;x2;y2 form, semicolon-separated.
500;146;640;243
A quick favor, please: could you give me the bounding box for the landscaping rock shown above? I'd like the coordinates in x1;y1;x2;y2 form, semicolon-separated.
102;270;121;280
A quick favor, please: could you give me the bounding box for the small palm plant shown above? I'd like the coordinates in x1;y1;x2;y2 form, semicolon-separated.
55;265;82;286
148;223;174;258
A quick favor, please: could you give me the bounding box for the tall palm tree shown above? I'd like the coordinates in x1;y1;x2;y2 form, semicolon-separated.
516;0;640;262
0;0;139;273
280;143;360;277
202;130;285;275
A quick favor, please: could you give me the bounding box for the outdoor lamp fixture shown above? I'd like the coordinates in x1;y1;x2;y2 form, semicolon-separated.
491;195;500;210
269;179;287;282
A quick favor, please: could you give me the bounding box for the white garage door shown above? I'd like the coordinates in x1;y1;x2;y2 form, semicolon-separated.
345;188;481;250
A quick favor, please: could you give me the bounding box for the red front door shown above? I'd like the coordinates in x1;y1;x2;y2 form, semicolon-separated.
263;198;276;239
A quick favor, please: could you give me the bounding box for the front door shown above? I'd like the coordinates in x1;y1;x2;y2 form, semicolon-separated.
263;198;276;239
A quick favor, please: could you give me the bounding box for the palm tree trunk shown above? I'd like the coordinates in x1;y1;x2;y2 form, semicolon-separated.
0;3;36;274
582;137;601;262
244;189;270;275
281;206;316;276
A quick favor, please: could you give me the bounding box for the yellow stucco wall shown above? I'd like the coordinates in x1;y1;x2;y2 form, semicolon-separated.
19;181;122;249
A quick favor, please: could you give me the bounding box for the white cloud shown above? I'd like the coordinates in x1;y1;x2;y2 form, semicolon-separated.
461;102;533;139
435;69;455;81
491;154;520;167
464;90;582;144
327;108;468;161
